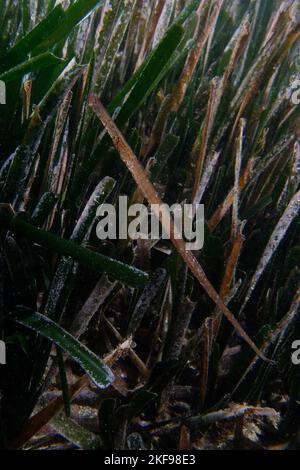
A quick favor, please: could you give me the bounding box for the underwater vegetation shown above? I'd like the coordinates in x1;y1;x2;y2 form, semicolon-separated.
0;0;299;450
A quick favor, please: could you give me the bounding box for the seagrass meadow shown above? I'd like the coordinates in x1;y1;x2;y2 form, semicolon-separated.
0;0;299;451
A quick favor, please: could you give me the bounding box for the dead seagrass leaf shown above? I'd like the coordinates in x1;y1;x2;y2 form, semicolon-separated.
88;95;269;362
